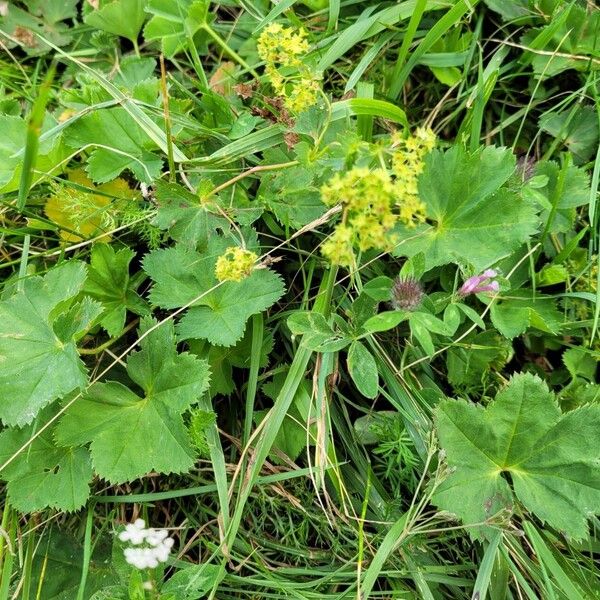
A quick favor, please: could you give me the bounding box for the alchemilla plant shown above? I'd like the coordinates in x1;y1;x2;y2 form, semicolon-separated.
0;0;599;598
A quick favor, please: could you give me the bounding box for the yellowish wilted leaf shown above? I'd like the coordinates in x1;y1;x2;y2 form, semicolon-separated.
45;168;136;242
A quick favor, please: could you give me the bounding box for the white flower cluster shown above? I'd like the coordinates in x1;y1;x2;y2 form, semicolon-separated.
118;518;174;570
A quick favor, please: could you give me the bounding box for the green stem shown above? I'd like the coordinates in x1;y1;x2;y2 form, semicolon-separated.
244;313;263;445
76;507;94;600
208;267;338;600
389;0;427;96
356;469;372;596
202;24;260;79
0;502;8;574
78;319;139;355
22;522;36;600
159;55;176;182
198;395;231;533
17;233;30;293
0;508;16;600
187;36;210;91
18;62;55;212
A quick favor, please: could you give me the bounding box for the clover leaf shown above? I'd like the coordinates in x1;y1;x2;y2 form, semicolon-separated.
0;407;92;512
55;318;210;483
0;262;99;427
433;372;600;540
490;290;563;339
395;145;539;270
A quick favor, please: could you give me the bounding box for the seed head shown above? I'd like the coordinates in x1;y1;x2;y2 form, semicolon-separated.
391;277;423;311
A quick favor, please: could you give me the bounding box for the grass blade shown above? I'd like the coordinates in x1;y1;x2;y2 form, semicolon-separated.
17;62;55;212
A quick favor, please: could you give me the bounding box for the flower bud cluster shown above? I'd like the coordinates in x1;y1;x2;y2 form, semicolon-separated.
257;23;321;113
391;277;424;311
320;128;436;267
215;246;258;282
391;127;436;227
118;519;174;570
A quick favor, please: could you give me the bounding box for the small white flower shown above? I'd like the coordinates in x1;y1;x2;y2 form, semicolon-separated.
145;528;168;546
119;520;174;570
119;521;147;545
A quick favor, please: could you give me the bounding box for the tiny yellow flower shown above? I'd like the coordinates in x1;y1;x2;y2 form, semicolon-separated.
256;23;320;114
321;225;355;267
285;78;320;113
414;126;436;152
215;247;258;282
257;23;309;67
320;127;437;266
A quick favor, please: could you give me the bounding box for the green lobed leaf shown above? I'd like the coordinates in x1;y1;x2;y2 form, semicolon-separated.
521;159;591;236
28;529;119;598
189;327;274;396
0;0;78;54
85;0;148;43
563;347;596;382
161;564;224;599
83;243;149;337
152;180;228;248
260;167;327;230
522;5;600;78
287;311;351;352
394;145;539;270
55;318;210;483
0;407;92;512
446;329;511;391
540;106;599;164
434;372;600;540
53;296;104;342
0;114;66;192
483;0;539;21
64;108;163;183
188;408;217;457
0;262;93;427
144;239;285;347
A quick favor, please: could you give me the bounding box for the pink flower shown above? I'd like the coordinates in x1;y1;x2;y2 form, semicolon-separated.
459;269;499;296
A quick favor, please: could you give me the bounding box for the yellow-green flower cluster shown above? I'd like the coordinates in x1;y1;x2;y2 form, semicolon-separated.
257;23;309;66
215;247;258;282
321;168;398;267
391;126;436;227
320;127;436;267
256;23;320;113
